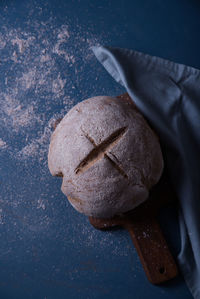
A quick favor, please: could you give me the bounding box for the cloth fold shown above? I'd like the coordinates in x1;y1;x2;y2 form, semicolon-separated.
92;46;200;298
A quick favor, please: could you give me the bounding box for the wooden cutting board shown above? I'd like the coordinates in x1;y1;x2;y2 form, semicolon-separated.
89;93;178;285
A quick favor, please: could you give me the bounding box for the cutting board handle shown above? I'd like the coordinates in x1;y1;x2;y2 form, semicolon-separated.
124;214;178;284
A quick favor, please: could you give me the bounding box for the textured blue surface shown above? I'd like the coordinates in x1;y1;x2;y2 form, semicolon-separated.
0;0;199;298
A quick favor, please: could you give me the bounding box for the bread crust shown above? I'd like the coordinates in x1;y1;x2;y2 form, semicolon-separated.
48;96;164;217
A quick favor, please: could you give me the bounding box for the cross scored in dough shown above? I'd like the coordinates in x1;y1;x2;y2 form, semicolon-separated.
74;126;128;179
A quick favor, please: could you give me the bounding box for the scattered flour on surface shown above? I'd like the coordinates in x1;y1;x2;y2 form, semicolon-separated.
52;74;67;98
53;25;75;64
0;139;7;149
0;19;103;163
1;93;42;132
37;199;46;210
11;36;35;54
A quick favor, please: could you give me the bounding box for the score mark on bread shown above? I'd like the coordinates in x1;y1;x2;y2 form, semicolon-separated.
74;126;128;178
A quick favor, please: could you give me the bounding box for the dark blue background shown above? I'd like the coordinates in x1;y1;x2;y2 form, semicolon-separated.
0;0;199;298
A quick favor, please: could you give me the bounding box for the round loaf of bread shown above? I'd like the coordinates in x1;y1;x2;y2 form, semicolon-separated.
48;96;164;218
